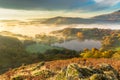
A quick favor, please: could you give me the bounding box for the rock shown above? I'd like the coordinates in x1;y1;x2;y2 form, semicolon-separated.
4;63;120;80
104;71;118;80
56;63;119;80
98;63;119;79
90;74;107;80
32;61;45;70
56;63;93;80
99;64;114;71
34;70;55;78
12;75;24;80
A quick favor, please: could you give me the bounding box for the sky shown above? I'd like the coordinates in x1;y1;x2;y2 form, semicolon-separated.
0;0;120;20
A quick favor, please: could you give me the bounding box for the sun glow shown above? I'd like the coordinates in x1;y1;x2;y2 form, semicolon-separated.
0;8;108;20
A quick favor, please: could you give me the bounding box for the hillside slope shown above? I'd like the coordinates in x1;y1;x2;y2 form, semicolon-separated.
0;58;120;80
93;10;120;23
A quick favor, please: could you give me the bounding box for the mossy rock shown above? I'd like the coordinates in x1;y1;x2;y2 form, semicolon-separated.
99;64;114;71
67;64;94;79
32;61;45;70
12;75;24;80
90;74;108;80
66;64;82;79
56;64;93;80
34;70;55;78
104;71;119;80
56;63;119;80
98;63;119;79
56;69;66;80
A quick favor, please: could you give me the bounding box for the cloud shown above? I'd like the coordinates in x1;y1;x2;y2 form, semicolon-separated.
80;0;120;12
94;0;120;6
0;0;89;10
0;0;119;13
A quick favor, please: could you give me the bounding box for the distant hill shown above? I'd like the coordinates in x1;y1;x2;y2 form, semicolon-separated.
40;10;120;25
0;31;32;41
93;10;120;23
41;16;95;24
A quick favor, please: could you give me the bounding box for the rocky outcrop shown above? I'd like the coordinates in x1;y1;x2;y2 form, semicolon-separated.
56;63;119;80
1;62;120;80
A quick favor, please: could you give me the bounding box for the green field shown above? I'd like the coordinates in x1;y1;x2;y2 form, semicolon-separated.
26;43;63;53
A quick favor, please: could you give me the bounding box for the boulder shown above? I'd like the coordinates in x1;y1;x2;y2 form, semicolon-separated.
56;63;119;80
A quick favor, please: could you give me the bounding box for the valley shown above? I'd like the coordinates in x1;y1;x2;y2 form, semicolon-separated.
0;2;120;79
0;28;120;77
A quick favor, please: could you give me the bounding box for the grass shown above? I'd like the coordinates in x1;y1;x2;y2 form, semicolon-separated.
115;47;120;51
0;58;120;80
26;43;63;53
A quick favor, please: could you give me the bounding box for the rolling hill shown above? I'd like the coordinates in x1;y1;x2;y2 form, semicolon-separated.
40;10;120;25
93;10;120;23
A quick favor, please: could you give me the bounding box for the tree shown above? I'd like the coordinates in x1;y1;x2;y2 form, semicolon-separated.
102;50;114;58
77;32;84;39
82;52;93;58
91;48;99;53
84;48;90;52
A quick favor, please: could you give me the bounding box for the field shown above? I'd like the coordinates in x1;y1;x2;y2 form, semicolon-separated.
26;43;63;53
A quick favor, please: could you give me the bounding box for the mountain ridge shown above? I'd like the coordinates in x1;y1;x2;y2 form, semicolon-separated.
40;10;120;25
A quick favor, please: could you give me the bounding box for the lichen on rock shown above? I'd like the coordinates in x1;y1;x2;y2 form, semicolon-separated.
56;63;120;80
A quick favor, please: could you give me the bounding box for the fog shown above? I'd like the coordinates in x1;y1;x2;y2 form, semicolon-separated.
0;24;120;37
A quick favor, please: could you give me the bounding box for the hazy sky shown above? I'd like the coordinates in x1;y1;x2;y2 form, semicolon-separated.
0;0;120;20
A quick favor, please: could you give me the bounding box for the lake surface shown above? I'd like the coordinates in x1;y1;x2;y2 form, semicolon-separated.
52;39;101;51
